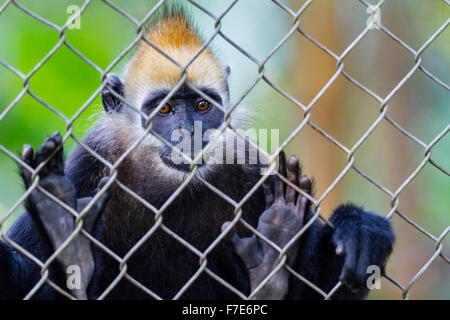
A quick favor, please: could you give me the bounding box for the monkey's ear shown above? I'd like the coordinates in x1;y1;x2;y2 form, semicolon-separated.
225;65;231;79
102;74;124;113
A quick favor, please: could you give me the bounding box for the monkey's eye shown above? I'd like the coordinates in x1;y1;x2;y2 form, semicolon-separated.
196;100;211;113
158;103;172;115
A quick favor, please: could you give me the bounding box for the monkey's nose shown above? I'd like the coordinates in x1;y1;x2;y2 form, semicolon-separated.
179;125;194;135
177;126;194;136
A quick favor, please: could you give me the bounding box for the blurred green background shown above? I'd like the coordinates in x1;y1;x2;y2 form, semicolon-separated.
0;0;448;299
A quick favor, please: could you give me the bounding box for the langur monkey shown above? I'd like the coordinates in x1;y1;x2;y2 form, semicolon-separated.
0;5;394;300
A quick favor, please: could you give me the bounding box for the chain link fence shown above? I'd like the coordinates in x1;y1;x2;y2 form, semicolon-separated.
0;0;448;299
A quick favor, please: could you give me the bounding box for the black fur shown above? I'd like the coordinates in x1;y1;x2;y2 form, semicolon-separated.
0;131;395;299
102;74;124;113
66;133;265;299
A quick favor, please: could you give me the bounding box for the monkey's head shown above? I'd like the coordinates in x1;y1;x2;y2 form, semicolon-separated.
101;8;236;177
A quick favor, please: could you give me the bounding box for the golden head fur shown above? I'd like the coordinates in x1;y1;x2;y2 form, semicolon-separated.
90;5;255;184
122;7;229;109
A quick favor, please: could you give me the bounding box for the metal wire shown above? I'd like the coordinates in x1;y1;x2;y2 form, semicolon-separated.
0;0;448;300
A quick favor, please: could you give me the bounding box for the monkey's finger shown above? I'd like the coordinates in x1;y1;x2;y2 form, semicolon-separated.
231;235;263;268
263;183;274;209
93;178;112;211
337;239;358;286
221;221;237;241
221;222;261;267
274;151;286;201
285;154;300;204
34;135;59;177
48;132;64;176
299;175;312;194
78;177;111;233
22;144;34;166
77;196;107;234
295;175;312;214
21;144;34;186
96;177;112;194
295;192;308;218
221;221;251;255
351;235;371;291
54;132;64;175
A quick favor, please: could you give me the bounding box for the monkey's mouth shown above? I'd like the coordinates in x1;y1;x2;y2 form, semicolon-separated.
159;150;207;172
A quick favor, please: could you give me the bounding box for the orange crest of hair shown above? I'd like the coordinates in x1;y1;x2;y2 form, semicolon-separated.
124;10;227;102
147;14;203;49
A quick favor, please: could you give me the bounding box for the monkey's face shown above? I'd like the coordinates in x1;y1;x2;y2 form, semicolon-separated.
140;86;225;171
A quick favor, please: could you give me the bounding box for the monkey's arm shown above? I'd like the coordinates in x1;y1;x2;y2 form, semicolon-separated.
223;152;311;299
17;133;109;299
286;204;395;300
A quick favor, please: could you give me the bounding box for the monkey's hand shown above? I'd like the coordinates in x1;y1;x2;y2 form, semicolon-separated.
329;204;395;292
21;132;110;300
222;152;311;300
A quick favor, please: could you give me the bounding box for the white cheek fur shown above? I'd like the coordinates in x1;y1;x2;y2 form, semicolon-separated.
92;109;256;188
